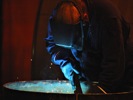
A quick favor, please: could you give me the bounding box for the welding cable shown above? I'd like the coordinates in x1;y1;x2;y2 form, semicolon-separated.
97;85;107;94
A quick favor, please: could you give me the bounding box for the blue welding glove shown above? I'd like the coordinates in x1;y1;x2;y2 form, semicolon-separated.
60;62;79;90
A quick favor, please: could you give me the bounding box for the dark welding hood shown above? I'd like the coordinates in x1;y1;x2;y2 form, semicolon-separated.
50;0;86;51
51;21;84;51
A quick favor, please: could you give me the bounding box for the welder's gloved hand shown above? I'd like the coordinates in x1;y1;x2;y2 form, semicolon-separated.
60;62;79;90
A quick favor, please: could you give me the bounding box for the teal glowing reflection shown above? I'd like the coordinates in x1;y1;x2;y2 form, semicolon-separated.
4;80;90;94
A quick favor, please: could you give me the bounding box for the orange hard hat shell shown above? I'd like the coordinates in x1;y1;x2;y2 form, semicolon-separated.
55;2;81;24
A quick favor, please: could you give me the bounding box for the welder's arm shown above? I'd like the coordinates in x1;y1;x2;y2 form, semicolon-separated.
98;18;125;93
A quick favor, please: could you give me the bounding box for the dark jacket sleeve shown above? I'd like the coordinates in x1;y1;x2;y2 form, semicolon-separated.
99;17;125;92
95;0;126;92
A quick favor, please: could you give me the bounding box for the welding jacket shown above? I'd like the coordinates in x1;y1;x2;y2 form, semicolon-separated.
45;0;130;92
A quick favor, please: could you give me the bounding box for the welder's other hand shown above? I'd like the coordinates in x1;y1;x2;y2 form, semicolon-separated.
60;62;79;81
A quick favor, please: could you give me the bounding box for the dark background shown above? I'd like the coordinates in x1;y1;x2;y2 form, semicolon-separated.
0;0;3;97
0;0;133;98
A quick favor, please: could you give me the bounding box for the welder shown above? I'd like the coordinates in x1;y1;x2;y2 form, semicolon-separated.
45;0;132;93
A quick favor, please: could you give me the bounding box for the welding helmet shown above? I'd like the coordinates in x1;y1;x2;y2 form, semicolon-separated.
51;0;89;51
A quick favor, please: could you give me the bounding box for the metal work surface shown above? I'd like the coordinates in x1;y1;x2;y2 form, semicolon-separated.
2;80;133;100
3;80;90;94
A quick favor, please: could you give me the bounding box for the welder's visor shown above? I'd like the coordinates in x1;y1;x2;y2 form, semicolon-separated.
52;21;84;51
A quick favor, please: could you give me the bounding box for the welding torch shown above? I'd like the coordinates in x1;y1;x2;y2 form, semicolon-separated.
72;73;108;94
71;73;82;94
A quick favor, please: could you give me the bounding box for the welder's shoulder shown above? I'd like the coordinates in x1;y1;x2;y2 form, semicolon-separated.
93;0;121;18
